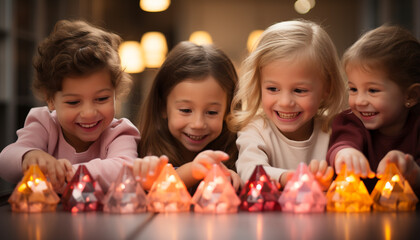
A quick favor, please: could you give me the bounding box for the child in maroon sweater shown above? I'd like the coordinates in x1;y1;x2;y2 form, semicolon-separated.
327;25;420;193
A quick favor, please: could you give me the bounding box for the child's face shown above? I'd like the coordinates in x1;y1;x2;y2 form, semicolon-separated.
47;68;115;152
165;76;227;153
347;65;408;135
260;59;326;141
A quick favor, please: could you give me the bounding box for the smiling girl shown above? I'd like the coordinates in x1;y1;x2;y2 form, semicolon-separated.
230;20;347;190
134;41;241;191
0;20;139;192
327;25;420;192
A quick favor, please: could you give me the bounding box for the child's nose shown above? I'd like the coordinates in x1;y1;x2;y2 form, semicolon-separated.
80;104;97;118
355;93;368;106
191;114;206;129
278;92;295;107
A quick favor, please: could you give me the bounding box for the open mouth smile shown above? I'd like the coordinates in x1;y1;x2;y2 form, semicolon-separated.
275;111;300;120
185;133;207;141
78;121;100;129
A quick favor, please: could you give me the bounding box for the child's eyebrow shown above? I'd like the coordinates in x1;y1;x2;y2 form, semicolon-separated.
174;99;223;106
61;88;113;97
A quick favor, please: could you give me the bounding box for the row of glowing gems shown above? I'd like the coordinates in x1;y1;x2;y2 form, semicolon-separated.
9;162;418;213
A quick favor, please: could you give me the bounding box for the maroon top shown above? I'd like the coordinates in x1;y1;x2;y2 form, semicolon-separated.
327;108;420;192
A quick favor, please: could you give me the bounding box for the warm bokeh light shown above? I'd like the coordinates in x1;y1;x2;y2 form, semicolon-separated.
189;31;213;45
141;32;168;68
247;30;263;52
294;0;311;14
119;41;145;73
139;0;170;12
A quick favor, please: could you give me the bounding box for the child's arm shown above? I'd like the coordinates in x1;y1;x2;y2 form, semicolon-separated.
133;155;168;191
377;150;420;190
0;107;56;183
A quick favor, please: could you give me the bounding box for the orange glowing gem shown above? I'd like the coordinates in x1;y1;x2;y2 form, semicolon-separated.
326;165;372;212
371;163;418;211
147;164;191;212
279;163;326;213
192;164;240;213
103;164;148;213
8;165;60;212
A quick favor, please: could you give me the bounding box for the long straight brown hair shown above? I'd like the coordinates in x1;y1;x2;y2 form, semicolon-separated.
137;41;238;170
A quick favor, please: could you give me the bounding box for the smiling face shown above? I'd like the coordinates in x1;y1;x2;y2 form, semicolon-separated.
47;68;115;152
260;59;326;141
346;64;409;136
165;76;227;154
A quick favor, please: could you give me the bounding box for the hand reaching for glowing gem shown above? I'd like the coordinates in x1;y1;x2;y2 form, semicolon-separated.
308;159;334;191
22;149;73;190
377;150;420;189
133;155;168;191
191;150;242;190
335;147;375;178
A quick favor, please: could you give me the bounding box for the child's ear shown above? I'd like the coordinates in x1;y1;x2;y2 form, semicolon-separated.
47;99;56;111
405;83;420;108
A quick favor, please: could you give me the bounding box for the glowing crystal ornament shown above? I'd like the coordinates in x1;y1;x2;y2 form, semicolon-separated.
279;163;326;213
238;165;281;212
326;166;372;212
61;165;104;213
103;164;148;213
371;163;418;211
8;165;60;212
147;164;191;212
192;164;240;213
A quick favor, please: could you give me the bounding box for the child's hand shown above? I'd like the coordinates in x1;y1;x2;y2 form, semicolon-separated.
22;150;73;189
377;150;419;179
227;169;242;191
309;159;334;191
191;150;230;180
279;171;294;188
133;155;168;190
335;148;375;178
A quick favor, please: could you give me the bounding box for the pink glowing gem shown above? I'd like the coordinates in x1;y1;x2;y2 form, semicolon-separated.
326;165;372;212
61;165;104;212
238;165;281;212
279;163;326;213
371;163;418;211
103;164;148;213
192;164;240;213
147;164;191;212
8;165;60;212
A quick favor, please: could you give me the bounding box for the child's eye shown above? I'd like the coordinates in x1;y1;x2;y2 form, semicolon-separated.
266;87;278;92
294;88;308;94
65;101;79;105
96;96;110;102
349;87;357;92
207;110;219;116
179;109;192;113
368;88;380;93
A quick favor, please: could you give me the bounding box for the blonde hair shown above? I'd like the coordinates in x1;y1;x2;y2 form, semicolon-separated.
228;19;347;132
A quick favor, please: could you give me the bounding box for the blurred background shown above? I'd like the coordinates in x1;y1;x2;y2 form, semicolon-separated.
0;0;419;150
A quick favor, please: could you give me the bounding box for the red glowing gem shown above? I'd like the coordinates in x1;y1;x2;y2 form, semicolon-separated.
238;165;281;212
8;165;60;212
279;163;326;213
192;164;240;213
61;165;104;212
103;164;148;213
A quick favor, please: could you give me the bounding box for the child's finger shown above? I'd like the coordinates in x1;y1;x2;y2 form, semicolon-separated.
55;163;65;186
133;159;141;180
309;160;320;174
62;160;74;182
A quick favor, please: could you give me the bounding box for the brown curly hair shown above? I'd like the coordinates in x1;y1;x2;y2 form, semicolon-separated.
32;19;132;102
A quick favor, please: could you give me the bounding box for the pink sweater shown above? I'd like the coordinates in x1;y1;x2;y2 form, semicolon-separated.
0;107;140;192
